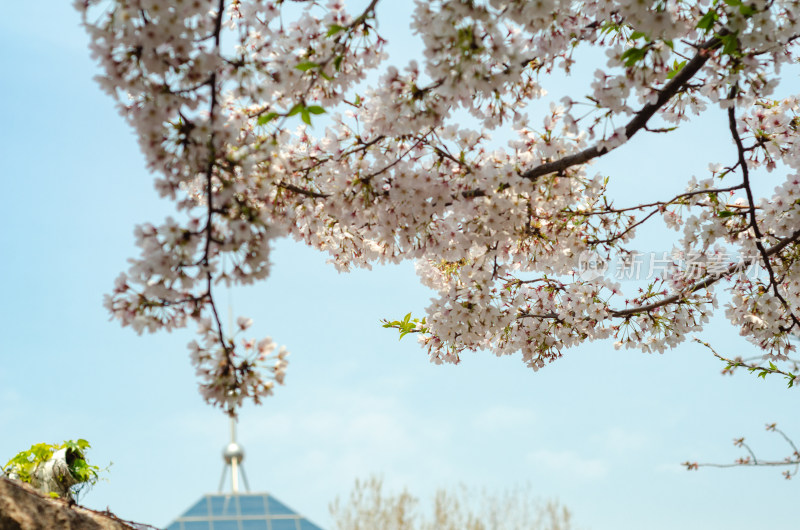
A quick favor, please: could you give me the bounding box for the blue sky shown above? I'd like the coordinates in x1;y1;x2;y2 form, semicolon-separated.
1;2;799;529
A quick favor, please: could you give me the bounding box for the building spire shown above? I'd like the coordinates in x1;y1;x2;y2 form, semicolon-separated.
219;415;251;493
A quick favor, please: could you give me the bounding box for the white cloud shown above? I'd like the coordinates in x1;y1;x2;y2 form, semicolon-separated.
238;387;456;490
592;427;650;453
526;449;609;481
472;405;537;431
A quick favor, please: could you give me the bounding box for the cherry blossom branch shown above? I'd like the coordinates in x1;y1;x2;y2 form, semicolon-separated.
617;229;800;315
587;208;661;246
520;34;724;181
201;0;235;369
728;92;800;330
719;354;800;377
277;181;330;198
350;0;380;27
695;339;799;387
82;0;800;407
684;423;800;479
566;183;744;217
516;228;800;322
291;136;386;176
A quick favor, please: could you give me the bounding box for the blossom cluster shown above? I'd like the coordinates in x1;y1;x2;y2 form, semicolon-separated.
78;0;800;410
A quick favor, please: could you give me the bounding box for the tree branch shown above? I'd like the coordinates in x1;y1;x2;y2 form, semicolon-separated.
518;228;800;321
728;92;800;329
520;34;723;181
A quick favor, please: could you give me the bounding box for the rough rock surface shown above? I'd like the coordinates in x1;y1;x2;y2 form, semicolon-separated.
0;476;138;530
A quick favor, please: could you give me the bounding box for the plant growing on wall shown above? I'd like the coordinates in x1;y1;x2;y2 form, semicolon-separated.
3;439;103;500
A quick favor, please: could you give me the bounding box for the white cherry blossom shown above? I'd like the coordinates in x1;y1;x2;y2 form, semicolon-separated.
77;0;800;412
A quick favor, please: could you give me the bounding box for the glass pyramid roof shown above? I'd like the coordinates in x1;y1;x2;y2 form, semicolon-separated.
166;493;325;530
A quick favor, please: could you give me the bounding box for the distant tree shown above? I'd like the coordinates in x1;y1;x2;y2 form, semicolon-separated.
329;476;576;530
76;0;800;414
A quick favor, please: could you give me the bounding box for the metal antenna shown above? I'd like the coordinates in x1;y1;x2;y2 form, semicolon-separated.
219;414;250;493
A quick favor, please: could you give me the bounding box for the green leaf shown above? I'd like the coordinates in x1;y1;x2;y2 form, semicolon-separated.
599;21;623;35
257;112;279;125
629;31;648;41
620;47;647;67
697;10;718;31
306;105;326;115
720;32;740;56
381;313;427;341
5;439;105;492
666;59;687;79
718;210;734;218
301;109;311;125
334;55;344;72
287;104;304;117
295;61;320;72
739;3;757;16
327;24;346;37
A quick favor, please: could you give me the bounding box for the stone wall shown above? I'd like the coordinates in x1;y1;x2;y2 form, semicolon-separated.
0;476;142;530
